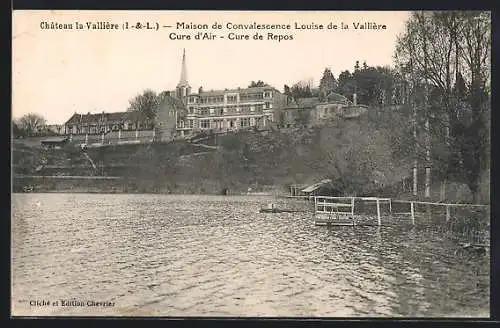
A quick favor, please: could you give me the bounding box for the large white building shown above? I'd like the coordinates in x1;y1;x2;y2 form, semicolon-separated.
156;49;286;139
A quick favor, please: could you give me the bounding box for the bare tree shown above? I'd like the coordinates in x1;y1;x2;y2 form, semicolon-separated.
128;89;160;121
394;11;491;202
16;113;47;136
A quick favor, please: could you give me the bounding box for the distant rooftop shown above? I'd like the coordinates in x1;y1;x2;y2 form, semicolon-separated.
189;85;279;97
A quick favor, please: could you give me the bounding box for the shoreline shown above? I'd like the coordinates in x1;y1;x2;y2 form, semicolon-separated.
12;190;282;197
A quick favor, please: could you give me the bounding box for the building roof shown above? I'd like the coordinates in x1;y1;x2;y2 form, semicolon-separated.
301;179;333;193
296;97;321;108
325;92;348;103
65;111;129;125
189;86;279;97
124;110;149;121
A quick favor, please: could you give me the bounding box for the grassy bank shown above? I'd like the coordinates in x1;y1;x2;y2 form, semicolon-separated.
11;108;489;203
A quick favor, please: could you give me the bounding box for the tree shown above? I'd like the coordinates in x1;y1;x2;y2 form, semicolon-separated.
12;121;25;138
334;65;399;105
319;68;336;101
394;11;491;202
290;80;313;99
336;70;356;100
319;116;408;196
249;80;267;88
16;113;47;136
128;89;160;121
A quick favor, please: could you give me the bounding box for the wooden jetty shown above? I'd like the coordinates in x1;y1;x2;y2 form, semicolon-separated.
312;196;489;227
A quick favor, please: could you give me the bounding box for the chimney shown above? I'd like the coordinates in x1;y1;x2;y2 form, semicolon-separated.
353;93;357;106
198;86;203;94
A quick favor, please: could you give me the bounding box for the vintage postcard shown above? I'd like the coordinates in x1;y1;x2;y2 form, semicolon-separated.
11;10;491;317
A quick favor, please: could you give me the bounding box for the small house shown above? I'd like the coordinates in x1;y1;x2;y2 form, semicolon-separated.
300;179;339;198
40;136;69;149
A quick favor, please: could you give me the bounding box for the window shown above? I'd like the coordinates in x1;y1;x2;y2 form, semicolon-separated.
240;118;250;127
213;119;224;129
216;108;224;116
265;102;271;109
200;120;210;129
200;108;209;116
227;95;237;103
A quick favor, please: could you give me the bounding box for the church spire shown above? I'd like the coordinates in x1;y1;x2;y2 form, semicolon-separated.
177;48;189;87
175;48;191;99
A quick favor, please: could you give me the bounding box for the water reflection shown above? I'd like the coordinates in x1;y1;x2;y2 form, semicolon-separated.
11;193;489;317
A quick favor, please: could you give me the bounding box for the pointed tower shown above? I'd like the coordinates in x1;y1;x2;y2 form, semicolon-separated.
176;49;191;100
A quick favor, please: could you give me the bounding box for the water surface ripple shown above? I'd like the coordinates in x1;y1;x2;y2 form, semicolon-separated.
11;194;489;317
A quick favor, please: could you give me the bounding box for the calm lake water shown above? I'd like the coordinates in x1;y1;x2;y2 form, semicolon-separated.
11;193;489;317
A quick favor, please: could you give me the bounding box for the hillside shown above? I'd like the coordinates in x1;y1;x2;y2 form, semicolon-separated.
12;108;488;202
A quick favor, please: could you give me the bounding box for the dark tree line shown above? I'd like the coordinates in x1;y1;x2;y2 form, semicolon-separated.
283;62;403;106
394;11;490;202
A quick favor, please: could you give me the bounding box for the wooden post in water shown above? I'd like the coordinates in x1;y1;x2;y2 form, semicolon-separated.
85;134;88;144
411;202;415;225
101;133;104;144
446;205;450;222
389;199;392;215
376;198;381;226
118;129;121;142
351;197;355;216
136;129;139;140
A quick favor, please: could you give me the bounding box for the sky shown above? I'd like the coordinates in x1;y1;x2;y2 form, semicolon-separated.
12;10;411;124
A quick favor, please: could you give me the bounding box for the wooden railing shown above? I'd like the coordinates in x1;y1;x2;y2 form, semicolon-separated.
312;196;489;226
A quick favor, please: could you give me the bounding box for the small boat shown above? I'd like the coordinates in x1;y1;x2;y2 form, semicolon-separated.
259;203;300;213
259;208;301;213
22;185;34;192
